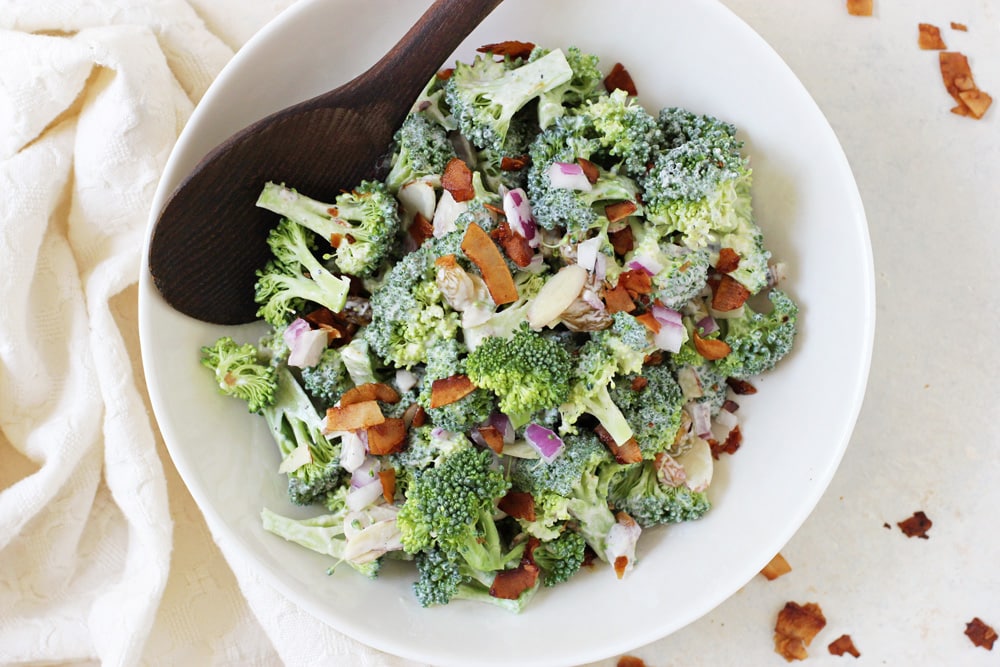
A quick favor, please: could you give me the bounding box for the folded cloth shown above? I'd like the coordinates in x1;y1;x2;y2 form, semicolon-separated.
0;2;421;665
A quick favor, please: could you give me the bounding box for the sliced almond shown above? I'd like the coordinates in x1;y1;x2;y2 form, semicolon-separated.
526;263;588;328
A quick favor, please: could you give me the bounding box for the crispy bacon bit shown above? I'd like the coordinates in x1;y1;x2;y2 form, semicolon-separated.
761;553;793;581
644;350;665;366
500;155;529;171
940;52;993;119
692;329;732;361
634;311;661;334
476;425;505;454
483;202;505;216
328;233;345;248
715;247;742;274
918;23;947;50
604;282;637;314
409;212;434;248
498;490;536;521
616;657;646;667
613;555;630;579
429;374;477;408
324;400;385;433
594;425;643;464
828;634;861;658
604;62;638;96
378;468;397;504
605;200;638;224
617;270;653;298
708;425;743;459
493;219;534;268
339;382;401;406
726;377;758;395
577;157;600;184
489;561;539;600
897;510;932;538
410;404;427;427
304;307;356;345
461;222;519;305
965;617;998;650
477;40;536;59
441;157;475;202
367;417;408;455
846;0;873;17
712;273;752;311
774;601;827;661
435;68;454;80
630;376;649;392
951;22;968;32
608;225;635;256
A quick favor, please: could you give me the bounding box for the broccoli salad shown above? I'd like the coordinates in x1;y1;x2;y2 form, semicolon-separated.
200;42;799;611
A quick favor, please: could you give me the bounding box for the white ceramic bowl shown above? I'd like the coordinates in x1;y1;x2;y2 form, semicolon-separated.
139;1;875;665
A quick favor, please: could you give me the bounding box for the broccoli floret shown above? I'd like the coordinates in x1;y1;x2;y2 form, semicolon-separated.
200;336;277;413
444;48;573;153
527;114;601;194
530;46;604;129
300;347;353;407
413;547;537;611
531;530;587;587
558;338;633;447
584;89;663;180
714;289;799;379
417;338;495;433
627;226;712;309
410;72;457;131
461;269;548;350
264;367;345;505
465;323;574;426
256;180;400;278
384;112;457;193
390;426;472;478
252;218;351;327
610;364;686;459
364;233;462;369
530;163;642;235
590;311;655;376
608;460;710;528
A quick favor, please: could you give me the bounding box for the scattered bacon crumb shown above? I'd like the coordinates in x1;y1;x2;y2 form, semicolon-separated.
476;425;505;454
367;417;408;455
630;376;649;392
604;62;638;96
828;634;861;658
774;601;827;661
304;308;357;346
726;377;758;395
429;374;477;408
500;155;529;171
489;561;539;600
708;425;743;459
576;158;600;184
608;225;635;256
634;310;661;334
441;157;475;202
378;468;396;503
692;329;732;361
461;222;519;305
617;270;654;298
604;282;637;314
410;404;427;428
712;274;752;312
951;22;968;32
493;219;534;268
594;425;643;463
498;490;536;521
918;23;947;50
408;212;434;248
613;555;630;579
477;40;536;60
965;617;998;650
715;247;742;274
435;68;454;81
324;400;384;433
939;52;992;119
897;510;932;539
339;382;400;406
761;552;792;581
616;657;647;667
605;200;639;224
846;0;872;17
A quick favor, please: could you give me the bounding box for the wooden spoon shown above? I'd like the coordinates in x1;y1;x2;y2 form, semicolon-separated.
148;0;504;324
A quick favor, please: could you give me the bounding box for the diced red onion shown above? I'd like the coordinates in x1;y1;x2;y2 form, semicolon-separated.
594;253;608;281
686;401;713;439
714;407;739;432
350;456;381;488
651;304;683;327
339;431;367;472
581;288;605;311
346;480;385;511
626;255;664;276
696;315;719;336
488;413;515;444
546;162;593;191
653;322;685;353
524;423;565;463
576;237;602;273
503;188;539;248
288;327;328;368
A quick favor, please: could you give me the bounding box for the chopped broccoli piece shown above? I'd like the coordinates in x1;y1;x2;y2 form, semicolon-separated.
530;46;604;129
390;426;472;480
384;112;457;193
300;347;353;407
531;530;587;587
627;225;712;309
252;218;351;327
412;547;537;611
465;323;574;426
200;336;277;413
610;364;686;459
584;89;663;180
417;338;495;433
714;289;799;379
530;163;642;235
444;48;573;153
558;338;633;446
256;180;400;278
461;269;548;351
608;460;711;528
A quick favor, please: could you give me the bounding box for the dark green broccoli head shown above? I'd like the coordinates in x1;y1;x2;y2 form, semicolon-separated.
531;530;587;587
413;547;464;607
608;460;710;527
584;89;664;180
715;289;798;379
300;347;353;407
510;430;613;497
384;111;456;192
610;363;686;459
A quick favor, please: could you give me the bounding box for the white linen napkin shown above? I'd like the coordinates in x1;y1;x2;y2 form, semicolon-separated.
0;2;422;665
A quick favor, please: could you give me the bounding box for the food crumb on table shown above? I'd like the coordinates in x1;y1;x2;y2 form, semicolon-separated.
828;633;862;658
965;618;998;650
896;510;932;539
